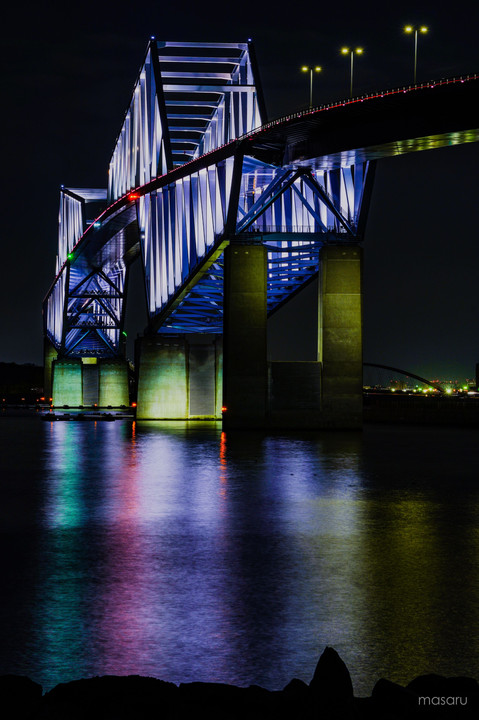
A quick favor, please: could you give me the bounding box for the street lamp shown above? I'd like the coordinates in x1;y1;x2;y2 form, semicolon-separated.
404;25;428;84
341;47;363;97
301;65;322;109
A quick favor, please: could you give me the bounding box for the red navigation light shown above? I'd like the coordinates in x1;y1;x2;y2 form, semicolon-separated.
128;192;140;200
131;402;137;407
221;406;227;412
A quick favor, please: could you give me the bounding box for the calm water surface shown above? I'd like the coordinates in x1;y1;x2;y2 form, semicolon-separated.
0;416;478;694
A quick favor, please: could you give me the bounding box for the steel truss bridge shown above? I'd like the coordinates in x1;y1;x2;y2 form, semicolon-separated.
44;39;479;360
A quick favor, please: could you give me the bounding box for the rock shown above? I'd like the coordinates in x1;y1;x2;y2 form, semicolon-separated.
371;678;419;718
309;646;354;719
34;675;178;719
283;678;309;695
177;682;281;719
0;675;43;719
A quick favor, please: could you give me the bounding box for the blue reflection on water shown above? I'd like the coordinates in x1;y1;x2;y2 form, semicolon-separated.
0;419;478;694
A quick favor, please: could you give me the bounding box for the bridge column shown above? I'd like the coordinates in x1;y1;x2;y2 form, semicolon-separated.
136;334;222;420
52;358;83;407
319;244;363;428
43;339;58;402
136;336;188;419
222;243;268;429
98;358;129;407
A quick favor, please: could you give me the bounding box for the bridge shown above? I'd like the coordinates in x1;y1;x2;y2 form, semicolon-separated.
43;40;479;428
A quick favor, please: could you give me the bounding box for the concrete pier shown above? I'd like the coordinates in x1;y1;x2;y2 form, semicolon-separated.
52;358;83;407
222;243;268;429
98;359;129;407
319;245;363;428
81;359;99;406
125;242;363;428
51;356;130;408
136;334;222;420
43;340;58;401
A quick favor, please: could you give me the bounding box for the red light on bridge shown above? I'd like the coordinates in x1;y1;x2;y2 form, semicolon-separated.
128;192;140;200
221;406;227;412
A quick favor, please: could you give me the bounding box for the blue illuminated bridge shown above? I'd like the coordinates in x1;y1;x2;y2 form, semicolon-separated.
43;40;479;428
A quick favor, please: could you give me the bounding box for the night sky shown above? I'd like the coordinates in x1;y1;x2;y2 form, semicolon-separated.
2;1;479;380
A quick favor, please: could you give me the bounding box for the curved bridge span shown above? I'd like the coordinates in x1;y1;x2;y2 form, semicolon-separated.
43;39;479;427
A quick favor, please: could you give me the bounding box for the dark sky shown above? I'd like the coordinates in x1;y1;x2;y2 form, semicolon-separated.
2;1;478;380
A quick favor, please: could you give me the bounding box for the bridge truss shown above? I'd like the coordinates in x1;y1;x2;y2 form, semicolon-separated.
44;40;477;359
44;39;371;357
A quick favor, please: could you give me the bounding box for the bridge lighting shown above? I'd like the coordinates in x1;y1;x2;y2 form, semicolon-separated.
341;47;363;97
301;65;322;109
67;252;74;260
404;25;428;84
128;192;140;201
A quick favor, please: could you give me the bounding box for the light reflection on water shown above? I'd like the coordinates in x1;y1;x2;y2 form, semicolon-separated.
0;418;478;694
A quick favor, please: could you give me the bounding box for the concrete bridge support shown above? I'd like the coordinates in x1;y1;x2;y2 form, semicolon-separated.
136;334;222;420
222;243;268;429
51;357;129;408
52;358;83;407
133;242;362;428
98;359;129;407
43;339;58;402
221;241;362;429
319;245;363;428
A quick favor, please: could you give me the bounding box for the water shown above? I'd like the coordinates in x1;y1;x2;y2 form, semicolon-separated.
0;416;478;694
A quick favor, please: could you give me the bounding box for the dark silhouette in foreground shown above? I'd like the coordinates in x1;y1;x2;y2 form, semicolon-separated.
1;647;478;718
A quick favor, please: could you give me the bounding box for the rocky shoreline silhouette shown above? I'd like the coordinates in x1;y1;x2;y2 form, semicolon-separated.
2;647;478;718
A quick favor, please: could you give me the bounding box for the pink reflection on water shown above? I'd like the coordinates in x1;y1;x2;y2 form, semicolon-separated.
94;421;152;676
91;423;239;682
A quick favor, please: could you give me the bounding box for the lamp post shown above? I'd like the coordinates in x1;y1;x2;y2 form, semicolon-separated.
404;25;428;84
301;65;322;109
341;47;363;97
